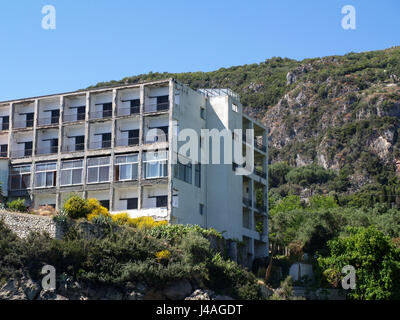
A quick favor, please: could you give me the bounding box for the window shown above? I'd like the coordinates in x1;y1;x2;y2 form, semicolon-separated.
101;133;111;148
0;144;7;157
100;200;110;210
60;160;83;186
1;116;9;130
35;162;57;188
156;95;169;110
87;157;110;183
195;164;201;188
143;151;168;179
102;103;112;118
126;198;138;210
174;159;192;184
24;141;33;157
115;154;138;181
77;106;86;120
232;104;238;112
156;195;168;208
130;99;140;114
26;113;34;127
199;204;204;216
10;165;31;190
75;136;85;151
51;110;60;124
200;108;206;120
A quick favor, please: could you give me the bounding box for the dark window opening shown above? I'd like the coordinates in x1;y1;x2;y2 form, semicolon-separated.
77;106;86;120
156;195;168;208
130;99;140;114
24;141;33;157
75;136;85;151
127;198;138;210
103;103;112;118
0;144;7;157
102;133;112;148
99;200;110;210
156;95;169;110
26;113;34;128
1;116;9;130
51;110;60;124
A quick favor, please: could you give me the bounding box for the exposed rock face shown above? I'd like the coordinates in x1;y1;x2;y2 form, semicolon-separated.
163;279;192;300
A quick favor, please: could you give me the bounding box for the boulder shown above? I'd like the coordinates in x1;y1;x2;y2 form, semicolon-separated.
0;280;26;300
163;279;192;300
185;289;213;300
21;278;41;300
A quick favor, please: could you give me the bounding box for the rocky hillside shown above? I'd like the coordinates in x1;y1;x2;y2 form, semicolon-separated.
88;46;400;198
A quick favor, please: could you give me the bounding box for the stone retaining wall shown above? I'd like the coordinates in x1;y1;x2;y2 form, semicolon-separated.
0;210;62;239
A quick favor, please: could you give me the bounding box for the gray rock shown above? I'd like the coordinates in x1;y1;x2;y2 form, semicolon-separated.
21;278;41;300
0;280;26;300
38;289;68;300
163;279;192;300
126;291;144;300
185;289;213;300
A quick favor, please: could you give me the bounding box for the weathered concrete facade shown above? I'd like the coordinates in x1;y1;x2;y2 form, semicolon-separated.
0;79;268;264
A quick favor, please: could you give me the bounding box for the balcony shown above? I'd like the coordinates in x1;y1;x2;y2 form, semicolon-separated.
254;140;267;153
117;107;140;117
63;113;85;123
62;143;85;153
0;122;9;131
255;203;267;213
13;120;34;129
116;138;140;147
243;197;252;208
254;168;267;179
12;149;33;158
89;110;112;120
38;116;59;127
89;140;112;150
144;102;169;113
36;146;58;156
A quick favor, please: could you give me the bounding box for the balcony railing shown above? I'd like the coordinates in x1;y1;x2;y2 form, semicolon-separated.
117;107;140;117
254;140;267;152
0;151;8;157
38;117;59;126
89;110;112;120
63;113;86;123
144;102;169;113
255;204;267;213
36;146;59;156
243;197;252;207
11;149;33;158
254;168;267;179
89;140;112;150
115;138;140;147
13;120;34;129
0;123;9;131
62;143;85;152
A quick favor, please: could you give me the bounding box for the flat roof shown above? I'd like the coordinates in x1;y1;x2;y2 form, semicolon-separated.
0;78;174;105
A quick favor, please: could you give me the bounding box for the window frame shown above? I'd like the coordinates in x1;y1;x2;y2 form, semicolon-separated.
115;154;139;182
35;162;57;189
87;156;111;184
10;165;31;190
143;151;168;179
60;159;84;187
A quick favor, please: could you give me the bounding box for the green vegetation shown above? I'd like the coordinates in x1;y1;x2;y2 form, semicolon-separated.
316;227;400;300
0;219;261;300
7;198;28;213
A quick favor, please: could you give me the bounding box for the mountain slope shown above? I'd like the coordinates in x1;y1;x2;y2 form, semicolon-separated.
88;46;400;201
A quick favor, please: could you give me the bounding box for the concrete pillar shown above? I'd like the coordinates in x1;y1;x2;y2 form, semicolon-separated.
55;96;64;211
7;103;14;158
167;80;174;221
109;89;117;211
249;178;255;231
84;92;90;151
138;85;145;211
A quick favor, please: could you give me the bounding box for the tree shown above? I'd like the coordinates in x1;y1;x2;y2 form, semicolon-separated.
317;227;400;300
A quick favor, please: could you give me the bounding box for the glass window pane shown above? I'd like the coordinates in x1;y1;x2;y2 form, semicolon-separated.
36;172;45;187
46;172;54;186
88;167;98;183
62;161;74;169
22;174;30;189
60;170;71;186
72;169;82;185
99;166;109;182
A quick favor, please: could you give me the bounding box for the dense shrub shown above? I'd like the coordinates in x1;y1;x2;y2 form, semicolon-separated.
63;195;90;219
7;198;28;213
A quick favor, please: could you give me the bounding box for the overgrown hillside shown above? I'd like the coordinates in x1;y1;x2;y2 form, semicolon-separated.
88;46;400;205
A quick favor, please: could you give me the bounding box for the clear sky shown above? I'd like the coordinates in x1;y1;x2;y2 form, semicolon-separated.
0;0;399;101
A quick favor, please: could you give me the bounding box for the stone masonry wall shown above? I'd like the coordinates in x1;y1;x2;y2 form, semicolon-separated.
0;210;62;239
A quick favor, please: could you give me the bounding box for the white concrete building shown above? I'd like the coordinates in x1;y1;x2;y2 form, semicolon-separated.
0;79;268;264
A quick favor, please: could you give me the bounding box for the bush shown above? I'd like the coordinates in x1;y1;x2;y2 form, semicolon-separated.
86;198;110;221
63;195;89;219
7;198;28;213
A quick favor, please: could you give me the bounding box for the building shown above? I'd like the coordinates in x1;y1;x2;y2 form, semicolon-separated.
0;78;268;264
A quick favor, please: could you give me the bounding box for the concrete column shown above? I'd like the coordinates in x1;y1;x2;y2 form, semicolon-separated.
167;80;174;220
55;96;64;211
7;103;14;158
84;92;90;151
138;85;145;212
109;89;117;211
249;178;255;231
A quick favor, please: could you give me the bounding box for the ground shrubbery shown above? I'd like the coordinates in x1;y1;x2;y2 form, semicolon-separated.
0;217;261;300
6;198;29;213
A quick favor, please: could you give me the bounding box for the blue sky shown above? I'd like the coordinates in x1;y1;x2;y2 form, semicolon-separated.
0;0;399;101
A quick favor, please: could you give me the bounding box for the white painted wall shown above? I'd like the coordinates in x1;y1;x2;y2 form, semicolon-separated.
142;185;168;209
114;188;139;211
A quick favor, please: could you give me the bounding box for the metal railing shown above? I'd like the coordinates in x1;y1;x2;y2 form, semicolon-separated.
0;151;8;157
89;140;112;150
38;117;59;126
36;147;58;156
144;102;169;113
254;168;267;179
243;197;252;207
89;110;112;120
115;138;140;147
255;204;267;213
254;140;267;152
63;113;86;123
0;123;9;131
197;88;240;101
13;120;34;129
117;107;140;117
11;149;33;158
62;143;85;152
